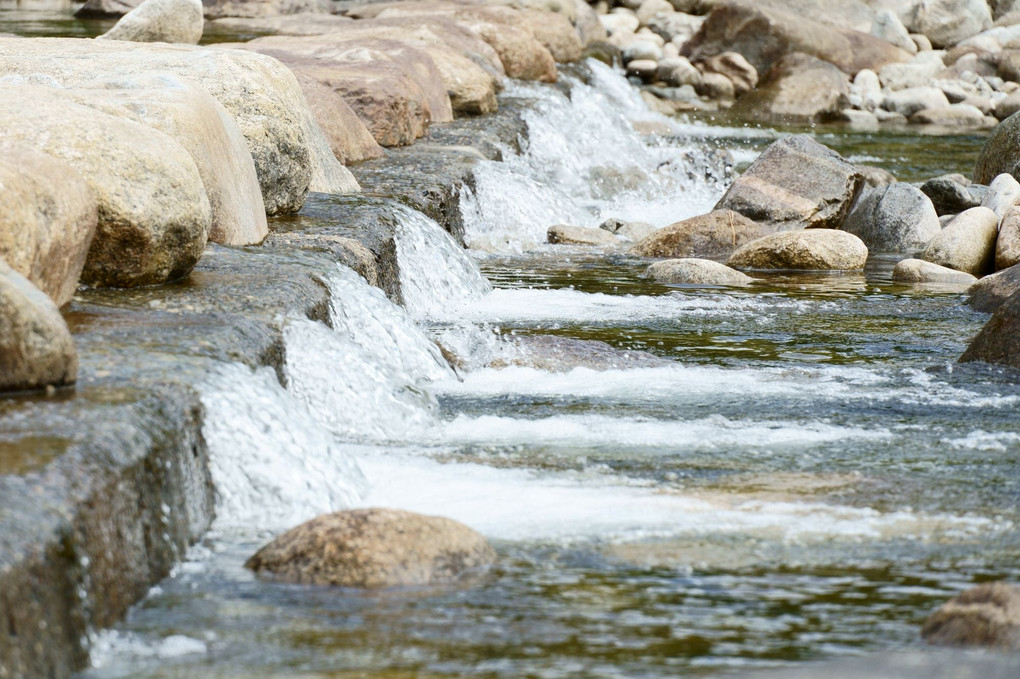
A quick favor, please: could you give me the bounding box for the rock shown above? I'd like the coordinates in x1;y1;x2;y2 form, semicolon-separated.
841;183;941;253
715;135;864;232
874;108;909;124
872;9;917;53
921;582;1020;649
636;0;673;25
695;51;757;96
882;86;951;117
629;209;769;259
657;56;702;87
0;258;77;393
968;262;1020;311
995;90;1020;119
892;258;979;284
996;206;1020;269
695;71;735;99
852;68;884;111
912;33;934;51
878;55;947;91
294;75;384;165
601;11;640;36
97;0;203;44
626;58;659;81
906;0;993;49
974;109;1020;184
838;109;881;131
548;224;619;246
644;10;703;45
921;174;983;215
0;37;359;214
910;103;996;127
622;40;663;62
646;258;753;285
727;229;869;270
245;509;497;588
921;206;999;276
681;2;911;77
602;219;657;242
0;144;97;307
729;52;849;124
857;164;897;186
982;173;1020;218
962;286;1020;368
0;85;211;288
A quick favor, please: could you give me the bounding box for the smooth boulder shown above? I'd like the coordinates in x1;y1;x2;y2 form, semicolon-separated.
921;174;983;215
0;144;97;307
245;508;497;588
0;259;77;393
548;224;619;246
975;109;1020;185
982;173;1020;220
921;582;1020;649
728;229;869;270
892;258;979;284
921;206;999;277
646;258;753;286
629;209;769;259
730;52;849;124
715;135;864;232
997;206;1020;270
906;0;993;48
841;183;941;253
97;0;203;44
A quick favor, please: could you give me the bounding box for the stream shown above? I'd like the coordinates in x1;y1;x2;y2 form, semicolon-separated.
41;51;1020;678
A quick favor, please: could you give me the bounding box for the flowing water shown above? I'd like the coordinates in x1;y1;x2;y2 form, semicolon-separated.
77;61;1020;677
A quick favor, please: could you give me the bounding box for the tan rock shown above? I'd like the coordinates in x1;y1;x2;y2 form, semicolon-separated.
548;224;619;245
892;258;979;285
0;258;77;393
922;582;1020;649
968;263;1020;312
246;508;497;588
290;74;383;166
97;0;203;44
728;230;869;270
629;210;769;259
0;143;97;307
921;206;999;277
730;52;850;124
646;258;753;286
696;51;757;96
997;206;1020;270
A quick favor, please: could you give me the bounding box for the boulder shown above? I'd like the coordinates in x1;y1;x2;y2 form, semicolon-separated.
629;209;769;258
968;263;1020;311
548;224;619;245
0;144;97;307
922;582;1020;649
749;0;876;33
0;259;78;393
857;164;897;186
878;54;947;91
601;218;657;242
906;0;993;48
0;37;358;214
892;258;979;284
695;51;757;96
872;9;917;53
910;104;995;128
997;207;1020;269
97;0;203;44
0;85;211;288
841;183;941;253
696;71;735;99
657;56;702;88
982;173;1020;219
727;229;869;270
245;508;497;588
920;174;983;215
627;59;659;81
729;52;849;124
838;109;881;131
994;90;1020;119
975;109;1020;184
715;135;864;232
852;68;884;111
681;2;911;77
921;206;999;276
292;74;384;165
882;86;951;117
646;258;753;285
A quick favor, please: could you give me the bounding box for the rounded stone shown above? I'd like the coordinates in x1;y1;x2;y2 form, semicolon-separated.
922;582;1020;649
630;209;769;259
921;206;999;277
98;0;203;44
548;224;619;246
727;229;869;270
646;258;753;286
841;183;941;253
892;258;979;284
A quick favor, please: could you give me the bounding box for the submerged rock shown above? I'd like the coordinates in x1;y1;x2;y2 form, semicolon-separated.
246;508;497;588
841;183;941;253
646;258;753;286
630;210;767;259
508;334;670;372
728;229;869;271
892;258;979;285
922;582;1020;649
97;0;203;44
921;206;999;277
548;224;618;246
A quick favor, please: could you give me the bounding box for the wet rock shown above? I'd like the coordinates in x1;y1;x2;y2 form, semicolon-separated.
714;135;864;232
548;224;619;246
729;52;849;124
892;258;979;284
910;104;996;128
97;0;203;44
646;257;753;285
695;51;757;96
245;508;497;588
981;173;1020;219
920;174;983;215
629;209;768;259
601;218;656;242
728;229;869;270
841;183;941;253
906;0;993;48
0;143;97;307
872;9;917;54
507;334;670;371
645;10;703;45
681;2;910;77
922;582;1020;649
882;86;951;117
0;258;77;392
0;85;210;288
921;206;999;277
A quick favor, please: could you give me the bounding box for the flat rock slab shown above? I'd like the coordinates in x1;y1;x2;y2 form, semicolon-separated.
728;229;869;270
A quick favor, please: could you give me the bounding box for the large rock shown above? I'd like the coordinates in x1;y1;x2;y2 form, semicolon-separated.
0;85;211;288
729;52;849;124
997;206;1020;269
0;144;97;307
548;224;619;245
727;229;869;270
910;103;995;128
715;135;865;232
97;0;203;44
975;108;1020;185
872;8;917;53
0;258;77;393
906;0;993;48
681;2;911;77
921;206;999;276
982;173;1020;219
646;258;753;285
695;51;757;96
920;174;983;215
892;258;979;284
78;0;329;18
629;209;769;259
922;583;1020;649
882;86;951;117
290;74;384;166
967;263;1020;311
962;286;1020;369
0;37;358;214
841;183;941;253
245;508;497;588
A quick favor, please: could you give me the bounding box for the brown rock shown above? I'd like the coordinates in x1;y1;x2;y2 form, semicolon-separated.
967;263;1020;313
997;206;1020;270
892;258;978;285
922;582;1020;649
245;508;497;588
292;74;384;165
921;206;999;277
729;52;849;124
629;209;769;259
646;258;753;285
696;51;758;96
727;229;869;270
0;143;97;307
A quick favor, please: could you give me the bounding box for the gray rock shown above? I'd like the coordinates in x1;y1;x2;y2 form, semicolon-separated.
695;51;757;96
994;90;1020;119
921;206;999;276
920;174;983;215
0;258;77;393
996;205;1020;269
968;263;1020;311
874;108;909;124
645;258;754;286
548;224;619;246
623;40;663;62
729;52;849;124
246;509;497;588
981;172;1020;218
857;164;898;186
695;71;734;99
922;582;1020;649
842;183;941;253
906;0;993;48
727;229;869;270
616;221;658;242
853;68;884;110
629;209;770;259
883;86;951;117
656;56;702;87
910;104;996;128
97;0;203;44
975;108;1020;184
878;59;945;91
839;108;881;131
715;135;864;232
872;9;918;53
892;257;979;284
